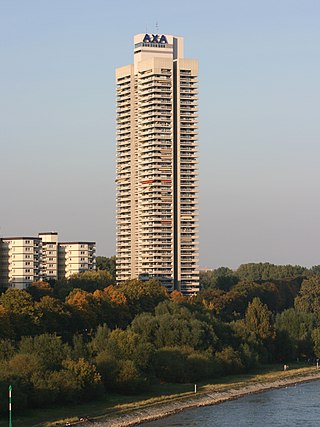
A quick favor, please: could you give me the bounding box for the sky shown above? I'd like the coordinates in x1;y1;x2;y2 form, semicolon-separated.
1;0;320;269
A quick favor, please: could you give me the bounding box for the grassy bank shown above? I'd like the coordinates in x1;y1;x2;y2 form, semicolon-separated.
1;364;319;427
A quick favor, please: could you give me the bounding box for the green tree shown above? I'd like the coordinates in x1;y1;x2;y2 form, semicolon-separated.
89;324;110;355
96;256;116;279
295;277;320;320
117;279;168;317
0;289;39;336
215;346;244;374
68;270;114;293
63;358;103;399
245;297;274;341
275;308;315;359
106;329;155;372
312;328;320;358
36;296;71;334
236;263;307;282
115;360;148;394
8;353;43;380
0;339;15;360
200;267;238;291
19;334;70;370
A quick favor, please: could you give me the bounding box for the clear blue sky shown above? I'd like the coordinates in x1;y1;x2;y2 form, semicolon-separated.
1;0;319;268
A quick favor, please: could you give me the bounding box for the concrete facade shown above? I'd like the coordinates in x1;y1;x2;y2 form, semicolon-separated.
116;33;199;295
0;232;96;289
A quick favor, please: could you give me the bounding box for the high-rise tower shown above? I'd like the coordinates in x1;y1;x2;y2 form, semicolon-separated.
116;33;199;294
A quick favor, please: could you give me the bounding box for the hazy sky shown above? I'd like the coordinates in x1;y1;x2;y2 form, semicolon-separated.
1;0;319;269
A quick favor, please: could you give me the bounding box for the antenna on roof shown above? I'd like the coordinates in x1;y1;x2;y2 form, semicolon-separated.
156;21;159;33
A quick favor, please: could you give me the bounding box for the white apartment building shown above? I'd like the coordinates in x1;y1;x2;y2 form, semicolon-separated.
116;33;199;294
39;232;59;282
0;237;42;289
0;232;96;289
58;241;96;279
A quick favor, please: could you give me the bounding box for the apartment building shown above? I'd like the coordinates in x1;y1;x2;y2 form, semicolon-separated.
39;232;59;282
58;241;96;279
0;237;42;289
116;33;199;294
0;232;96;289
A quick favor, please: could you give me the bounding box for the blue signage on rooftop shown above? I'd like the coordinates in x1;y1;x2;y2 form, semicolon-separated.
143;34;168;44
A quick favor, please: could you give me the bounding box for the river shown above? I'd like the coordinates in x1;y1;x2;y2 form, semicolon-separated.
142;380;320;426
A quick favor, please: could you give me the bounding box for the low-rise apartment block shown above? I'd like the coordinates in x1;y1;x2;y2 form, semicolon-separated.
0;232;96;289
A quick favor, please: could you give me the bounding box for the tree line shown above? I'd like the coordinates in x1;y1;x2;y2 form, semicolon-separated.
1;260;320;415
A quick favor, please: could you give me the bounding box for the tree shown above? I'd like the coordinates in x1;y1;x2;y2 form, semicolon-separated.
19;334;70;370
106;329;155;372
200;267;238;291
245;298;274;341
115;360;148;394
27;281;53;301
309;265;320;276
131;301;217;351
0;306;13;338
194;288;246;321
68;270;114;293
7;353;43;380
236;263;307;282
275;308;315;359
96;256;116;279
295;277;320;320
89;324;110;355
0;339;15;360
312;328;320;358
36;296;71;334
62;358;103;399
65;288;100;330
117;279;168;317
215;346;244;374
0;289;39;337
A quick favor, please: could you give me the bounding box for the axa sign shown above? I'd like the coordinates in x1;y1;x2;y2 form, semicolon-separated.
143;34;168;44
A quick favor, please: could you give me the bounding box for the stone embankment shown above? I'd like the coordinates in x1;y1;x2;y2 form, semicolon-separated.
74;369;320;427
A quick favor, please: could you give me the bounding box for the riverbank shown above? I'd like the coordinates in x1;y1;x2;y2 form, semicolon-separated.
77;366;320;427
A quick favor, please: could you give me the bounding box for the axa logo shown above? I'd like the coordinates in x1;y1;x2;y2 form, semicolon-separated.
143;34;168;44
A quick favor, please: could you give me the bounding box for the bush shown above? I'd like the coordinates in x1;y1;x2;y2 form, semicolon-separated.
215;347;244;375
115;360;148;394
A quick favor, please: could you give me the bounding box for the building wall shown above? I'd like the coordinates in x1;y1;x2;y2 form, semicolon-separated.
59;242;96;278
0;238;41;289
39;232;59;282
116;34;199;294
0;233;96;289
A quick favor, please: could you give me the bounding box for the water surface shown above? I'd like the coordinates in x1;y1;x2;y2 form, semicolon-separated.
143;380;320;426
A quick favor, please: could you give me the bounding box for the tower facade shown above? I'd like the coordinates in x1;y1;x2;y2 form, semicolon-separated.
116;33;199;294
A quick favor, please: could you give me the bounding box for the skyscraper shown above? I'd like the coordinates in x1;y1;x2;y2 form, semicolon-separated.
116;33;199;295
